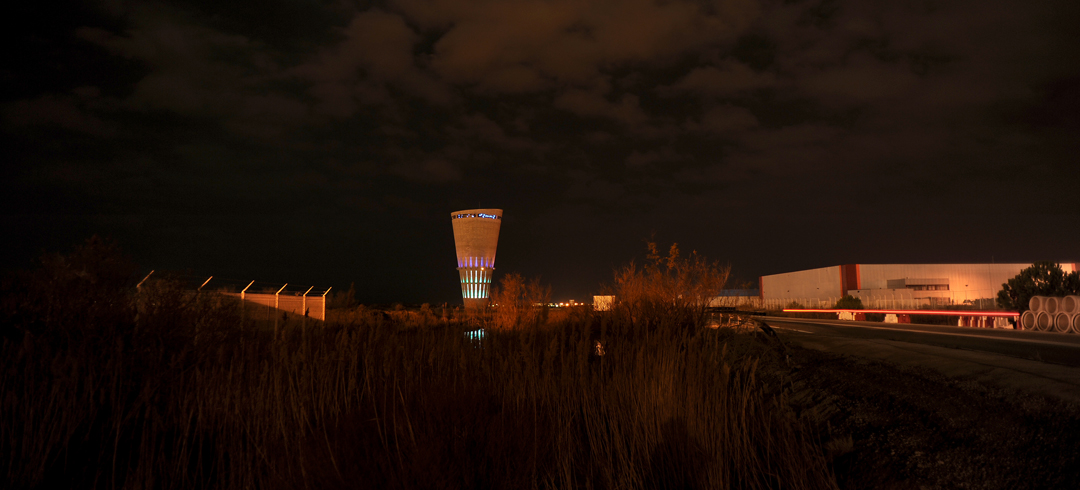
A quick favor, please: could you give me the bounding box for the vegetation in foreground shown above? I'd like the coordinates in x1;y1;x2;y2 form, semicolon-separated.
1;239;835;489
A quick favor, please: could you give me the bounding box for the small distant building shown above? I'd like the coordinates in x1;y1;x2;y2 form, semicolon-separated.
451;209;503;309
593;295;615;311
758;263;1078;310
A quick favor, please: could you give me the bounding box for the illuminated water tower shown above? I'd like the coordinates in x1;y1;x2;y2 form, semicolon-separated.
450;208;502;308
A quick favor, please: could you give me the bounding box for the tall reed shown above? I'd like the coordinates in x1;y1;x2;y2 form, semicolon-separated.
2;243;834;489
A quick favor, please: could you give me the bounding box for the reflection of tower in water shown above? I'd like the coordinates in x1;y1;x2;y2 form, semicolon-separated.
450;209;503;309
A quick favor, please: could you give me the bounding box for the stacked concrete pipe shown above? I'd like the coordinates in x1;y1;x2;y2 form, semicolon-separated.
1061;295;1080;314
1027;295;1080;333
1028;296;1044;312
1045;296;1059;315
1061;296;1080;334
1036;310;1053;332
1020;310;1037;330
1054;311;1071;333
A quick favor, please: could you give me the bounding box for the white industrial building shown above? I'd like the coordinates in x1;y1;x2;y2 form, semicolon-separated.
758;263;1078;310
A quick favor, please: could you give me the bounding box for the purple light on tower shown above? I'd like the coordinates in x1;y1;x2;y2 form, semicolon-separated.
450;208;503;308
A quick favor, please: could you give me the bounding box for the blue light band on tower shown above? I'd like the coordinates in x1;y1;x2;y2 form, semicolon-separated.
450;208;503;308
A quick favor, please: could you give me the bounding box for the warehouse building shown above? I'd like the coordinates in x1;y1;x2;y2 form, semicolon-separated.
759;263;1078;310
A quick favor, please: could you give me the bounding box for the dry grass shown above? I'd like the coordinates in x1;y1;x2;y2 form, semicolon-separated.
1;242;836;490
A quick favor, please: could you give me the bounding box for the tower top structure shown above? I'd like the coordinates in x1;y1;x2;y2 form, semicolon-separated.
450;208;503;308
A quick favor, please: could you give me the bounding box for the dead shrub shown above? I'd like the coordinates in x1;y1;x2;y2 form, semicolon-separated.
490;273;551;330
604;241;730;334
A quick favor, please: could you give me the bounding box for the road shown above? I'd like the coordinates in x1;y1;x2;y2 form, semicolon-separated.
753;316;1080;488
758;315;1080;403
761;315;1080;367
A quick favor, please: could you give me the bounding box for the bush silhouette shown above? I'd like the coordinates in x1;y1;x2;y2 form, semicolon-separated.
834;295;864;310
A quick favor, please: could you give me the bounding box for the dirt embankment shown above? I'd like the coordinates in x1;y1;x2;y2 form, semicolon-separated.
753;331;1080;489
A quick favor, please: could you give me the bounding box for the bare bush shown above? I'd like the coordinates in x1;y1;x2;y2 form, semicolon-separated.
490;273;551;330
605;241;730;333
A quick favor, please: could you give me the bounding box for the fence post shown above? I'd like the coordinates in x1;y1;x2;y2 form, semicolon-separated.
136;270;155;289
276;283;288;309
275;283;287;333
302;286;314;328
240;280;254;301
302;286;314;317
240;280;254;324
322;287;332;322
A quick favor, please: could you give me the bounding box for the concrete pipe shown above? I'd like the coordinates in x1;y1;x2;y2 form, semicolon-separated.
1060;295;1080;315
1029;296;1044;312
1072;313;1080;334
1044;296;1060;314
1020;310;1037;330
1036;311;1052;331
1054;312;1072;333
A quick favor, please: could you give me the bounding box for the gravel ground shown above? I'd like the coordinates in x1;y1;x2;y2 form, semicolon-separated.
759;334;1080;489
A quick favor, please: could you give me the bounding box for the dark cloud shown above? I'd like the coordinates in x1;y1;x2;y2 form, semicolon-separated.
390;158;462;183
3;0;1078;303
625;147;689;169
4;91;120;136
686;105;759;133
662;61;777;97
295;9;454;113
409;0;759;93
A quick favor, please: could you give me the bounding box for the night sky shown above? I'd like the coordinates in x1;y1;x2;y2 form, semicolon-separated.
3;0;1078;304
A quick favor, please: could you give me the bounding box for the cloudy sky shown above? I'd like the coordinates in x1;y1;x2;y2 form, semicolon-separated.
3;0;1078;303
